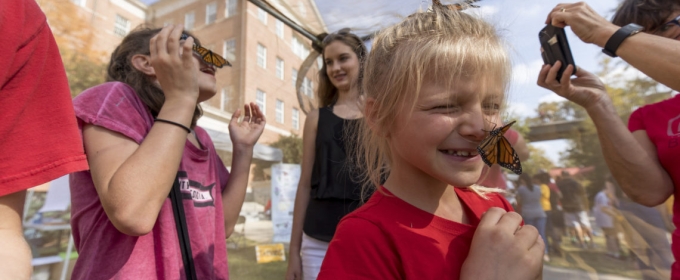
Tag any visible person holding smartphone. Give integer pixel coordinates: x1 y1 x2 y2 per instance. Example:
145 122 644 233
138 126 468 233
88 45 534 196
537 1 680 277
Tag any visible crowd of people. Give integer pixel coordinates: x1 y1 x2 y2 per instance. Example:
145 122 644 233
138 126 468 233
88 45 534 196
2 0 680 279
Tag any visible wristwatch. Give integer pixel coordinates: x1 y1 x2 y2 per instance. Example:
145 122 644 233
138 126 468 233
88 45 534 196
602 23 643 57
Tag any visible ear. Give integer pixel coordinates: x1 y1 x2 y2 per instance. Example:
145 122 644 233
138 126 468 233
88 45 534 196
130 54 156 76
364 97 390 138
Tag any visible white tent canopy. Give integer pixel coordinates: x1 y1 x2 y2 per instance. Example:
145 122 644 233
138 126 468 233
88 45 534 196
198 116 283 162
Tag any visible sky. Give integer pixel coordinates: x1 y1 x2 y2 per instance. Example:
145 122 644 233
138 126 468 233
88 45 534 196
142 0 624 164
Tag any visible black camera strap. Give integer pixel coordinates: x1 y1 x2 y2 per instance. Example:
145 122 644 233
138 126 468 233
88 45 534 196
170 174 198 280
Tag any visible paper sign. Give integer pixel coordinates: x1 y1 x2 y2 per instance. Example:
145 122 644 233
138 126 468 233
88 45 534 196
255 243 286 263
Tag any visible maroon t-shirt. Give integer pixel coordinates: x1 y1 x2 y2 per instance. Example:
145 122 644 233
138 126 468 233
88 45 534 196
628 94 680 279
318 186 514 279
70 82 230 279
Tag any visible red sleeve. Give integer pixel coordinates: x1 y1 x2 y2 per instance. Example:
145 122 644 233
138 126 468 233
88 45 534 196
628 107 646 132
318 217 402 280
0 0 87 195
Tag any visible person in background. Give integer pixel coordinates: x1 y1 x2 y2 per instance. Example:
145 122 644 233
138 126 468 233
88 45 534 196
557 170 593 248
517 173 550 262
1 0 89 278
593 177 622 258
538 1 680 276
286 28 367 280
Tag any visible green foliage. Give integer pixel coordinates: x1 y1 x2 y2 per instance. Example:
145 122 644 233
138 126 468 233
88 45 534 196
522 145 555 176
252 133 303 180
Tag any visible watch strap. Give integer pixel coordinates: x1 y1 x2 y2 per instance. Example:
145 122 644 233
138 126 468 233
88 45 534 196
602 23 643 57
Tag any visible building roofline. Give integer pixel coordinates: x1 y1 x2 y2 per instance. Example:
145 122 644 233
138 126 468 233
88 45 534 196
307 0 327 32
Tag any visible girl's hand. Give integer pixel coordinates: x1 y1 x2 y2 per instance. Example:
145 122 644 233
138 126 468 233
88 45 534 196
537 61 612 113
229 103 266 150
285 254 302 280
149 24 199 105
546 2 619 47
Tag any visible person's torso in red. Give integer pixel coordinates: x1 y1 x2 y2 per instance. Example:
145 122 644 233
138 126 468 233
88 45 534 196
628 94 680 279
318 186 514 280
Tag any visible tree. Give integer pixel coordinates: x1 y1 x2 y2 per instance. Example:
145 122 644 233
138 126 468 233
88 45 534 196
522 145 555 177
37 0 107 97
252 133 303 180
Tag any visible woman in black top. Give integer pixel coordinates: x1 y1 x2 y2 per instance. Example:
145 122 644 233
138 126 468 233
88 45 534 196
286 29 367 280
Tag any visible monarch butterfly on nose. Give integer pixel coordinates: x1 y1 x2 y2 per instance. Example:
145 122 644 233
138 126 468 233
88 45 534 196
477 121 523 175
180 33 231 68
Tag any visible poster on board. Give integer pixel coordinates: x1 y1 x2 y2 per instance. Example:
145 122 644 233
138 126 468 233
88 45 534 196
271 163 300 243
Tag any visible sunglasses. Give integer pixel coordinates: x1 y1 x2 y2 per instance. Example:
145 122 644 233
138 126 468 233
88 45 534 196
179 34 231 68
655 14 680 36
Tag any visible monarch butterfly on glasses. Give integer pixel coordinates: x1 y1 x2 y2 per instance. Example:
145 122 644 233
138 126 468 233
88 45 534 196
476 121 522 175
432 0 481 10
179 33 231 68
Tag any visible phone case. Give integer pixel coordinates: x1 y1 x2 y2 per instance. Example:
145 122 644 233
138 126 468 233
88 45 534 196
539 25 577 81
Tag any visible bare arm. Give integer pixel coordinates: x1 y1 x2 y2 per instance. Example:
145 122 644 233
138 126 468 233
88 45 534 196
538 62 674 207
547 2 680 92
0 191 31 280
286 109 318 280
222 104 265 237
85 25 202 236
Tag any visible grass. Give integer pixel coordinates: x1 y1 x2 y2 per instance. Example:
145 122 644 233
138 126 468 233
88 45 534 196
227 233 288 279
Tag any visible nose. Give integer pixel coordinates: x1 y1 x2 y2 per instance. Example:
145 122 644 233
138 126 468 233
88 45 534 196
329 60 342 73
457 106 489 143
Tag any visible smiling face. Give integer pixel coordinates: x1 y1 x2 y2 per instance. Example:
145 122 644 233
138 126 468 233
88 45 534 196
385 75 504 188
324 41 361 92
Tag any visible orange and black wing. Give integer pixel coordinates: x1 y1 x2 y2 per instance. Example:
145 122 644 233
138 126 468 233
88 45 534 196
193 45 231 68
476 121 522 174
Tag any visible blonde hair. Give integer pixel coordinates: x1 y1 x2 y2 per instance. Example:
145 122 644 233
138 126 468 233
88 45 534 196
354 7 511 199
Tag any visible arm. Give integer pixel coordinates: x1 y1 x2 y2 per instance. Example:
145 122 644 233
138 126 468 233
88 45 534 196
222 104 265 237
0 191 31 280
85 25 202 236
286 109 319 280
537 62 674 207
547 2 680 92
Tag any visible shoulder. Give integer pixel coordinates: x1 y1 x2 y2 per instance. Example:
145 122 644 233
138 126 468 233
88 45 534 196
1 0 46 46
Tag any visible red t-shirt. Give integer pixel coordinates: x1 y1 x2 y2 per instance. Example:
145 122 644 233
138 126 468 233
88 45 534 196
318 186 514 279
0 0 88 194
628 94 680 279
478 128 519 189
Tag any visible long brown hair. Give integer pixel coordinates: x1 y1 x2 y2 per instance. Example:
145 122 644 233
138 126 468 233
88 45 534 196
107 27 202 127
612 0 680 32
317 28 367 107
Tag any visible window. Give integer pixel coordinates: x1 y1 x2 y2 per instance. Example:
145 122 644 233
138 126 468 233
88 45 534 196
223 38 236 61
292 68 298 87
113 14 131 37
292 108 299 130
276 58 284 80
276 99 284 123
276 19 284 38
256 90 266 112
317 56 323 70
303 77 313 97
292 37 310 60
257 44 267 68
185 11 195 30
206 2 217 24
225 0 237 17
257 7 267 24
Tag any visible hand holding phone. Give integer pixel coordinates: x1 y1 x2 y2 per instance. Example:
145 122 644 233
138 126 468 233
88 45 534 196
539 25 576 81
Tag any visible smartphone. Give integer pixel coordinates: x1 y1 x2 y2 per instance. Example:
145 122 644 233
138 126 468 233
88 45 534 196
539 25 577 81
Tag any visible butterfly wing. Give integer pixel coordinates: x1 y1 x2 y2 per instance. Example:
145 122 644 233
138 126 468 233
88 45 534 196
496 136 522 174
206 51 231 68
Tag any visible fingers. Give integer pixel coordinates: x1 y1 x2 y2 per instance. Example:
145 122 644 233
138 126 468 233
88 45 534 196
180 36 195 65
536 64 551 88
494 211 524 233
154 24 175 58
251 102 266 124
230 108 242 126
167 24 184 59
514 224 541 250
559 64 575 85
243 104 252 122
478 207 507 228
